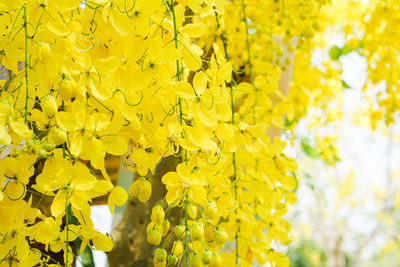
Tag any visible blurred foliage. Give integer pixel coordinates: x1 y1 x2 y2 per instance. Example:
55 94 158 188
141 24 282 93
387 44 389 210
289 240 327 267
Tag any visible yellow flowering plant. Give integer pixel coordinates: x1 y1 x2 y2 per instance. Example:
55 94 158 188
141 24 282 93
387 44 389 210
0 0 398 266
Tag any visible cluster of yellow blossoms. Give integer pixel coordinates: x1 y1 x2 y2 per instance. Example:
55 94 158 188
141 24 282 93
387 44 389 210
362 0 400 128
0 0 339 266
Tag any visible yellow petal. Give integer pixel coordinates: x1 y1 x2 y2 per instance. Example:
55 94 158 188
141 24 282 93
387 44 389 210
161 172 181 185
9 120 32 139
181 45 202 71
3 180 26 200
89 180 114 198
187 125 217 152
69 132 83 157
154 65 172 87
56 111 76 131
102 135 128 155
95 56 120 73
92 233 113 252
196 104 218 127
182 22 206 38
56 0 81 10
69 191 90 211
51 190 66 217
281 175 296 191
47 20 70 36
174 81 195 99
81 138 106 171
30 109 48 128
89 78 113 101
108 186 128 214
174 4 185 29
176 163 191 179
275 254 289 267
72 164 97 191
110 7 131 36
193 71 207 96
217 62 232 82
0 125 11 145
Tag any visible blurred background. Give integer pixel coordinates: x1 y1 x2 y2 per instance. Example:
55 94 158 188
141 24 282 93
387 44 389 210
286 38 400 266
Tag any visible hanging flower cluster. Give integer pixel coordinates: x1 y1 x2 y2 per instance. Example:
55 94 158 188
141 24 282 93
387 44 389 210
0 0 329 266
361 0 400 128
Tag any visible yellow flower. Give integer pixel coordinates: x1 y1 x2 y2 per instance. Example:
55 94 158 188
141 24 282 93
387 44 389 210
34 150 97 217
162 163 207 205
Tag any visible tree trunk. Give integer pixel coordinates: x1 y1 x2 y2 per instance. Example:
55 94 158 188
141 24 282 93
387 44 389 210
107 156 179 267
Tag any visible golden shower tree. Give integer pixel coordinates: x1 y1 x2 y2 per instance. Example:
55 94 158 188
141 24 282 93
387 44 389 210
0 0 397 266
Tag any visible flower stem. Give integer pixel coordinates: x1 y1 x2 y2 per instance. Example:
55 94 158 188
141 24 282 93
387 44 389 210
23 6 28 122
214 8 239 265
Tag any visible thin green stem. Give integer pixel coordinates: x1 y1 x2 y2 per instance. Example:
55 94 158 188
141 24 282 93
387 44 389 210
241 0 257 125
65 190 69 266
184 197 189 264
161 230 175 249
241 0 252 80
87 92 114 113
169 2 190 264
23 6 28 122
170 0 180 81
169 0 186 163
214 9 239 265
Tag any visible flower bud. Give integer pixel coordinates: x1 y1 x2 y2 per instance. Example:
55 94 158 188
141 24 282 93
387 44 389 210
153 261 166 267
26 139 41 154
38 149 47 158
151 205 165 224
167 255 178 265
128 177 152 203
147 229 162 246
43 142 54 152
189 253 203 267
204 224 216 247
274 155 286 171
154 248 167 262
187 203 198 219
209 254 222 267
213 229 228 246
174 225 186 239
147 221 163 233
204 201 218 221
172 240 184 256
162 219 170 237
41 96 58 118
190 222 204 241
50 128 67 146
201 251 212 265
304 27 315 38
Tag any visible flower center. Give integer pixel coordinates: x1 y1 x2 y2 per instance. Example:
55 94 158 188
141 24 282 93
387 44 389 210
181 179 190 188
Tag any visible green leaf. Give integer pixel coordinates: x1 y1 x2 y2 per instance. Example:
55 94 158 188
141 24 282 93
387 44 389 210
284 116 293 127
341 44 353 55
328 45 341 61
341 80 351 89
301 138 320 159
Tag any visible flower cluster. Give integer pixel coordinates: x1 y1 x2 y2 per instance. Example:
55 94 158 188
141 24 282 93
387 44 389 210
0 0 331 266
